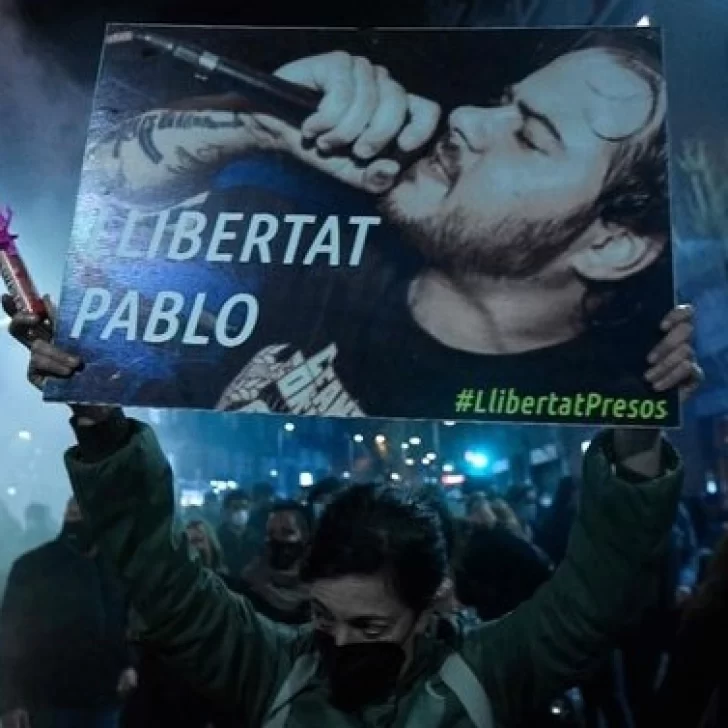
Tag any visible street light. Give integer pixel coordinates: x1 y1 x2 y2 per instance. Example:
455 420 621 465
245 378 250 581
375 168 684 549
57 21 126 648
375 434 386 444
409 436 421 446
426 452 437 460
443 463 455 473
401 442 409 450
284 422 296 432
421 457 430 466
269 469 278 478
391 473 401 482
405 458 415 466
353 434 364 443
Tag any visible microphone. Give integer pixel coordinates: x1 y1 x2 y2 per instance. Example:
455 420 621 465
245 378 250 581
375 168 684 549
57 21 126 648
105 30 322 128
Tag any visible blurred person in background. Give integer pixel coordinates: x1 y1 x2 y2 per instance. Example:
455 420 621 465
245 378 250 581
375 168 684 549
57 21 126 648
246 481 278 551
505 484 540 543
538 477 580 566
0 501 24 601
20 502 56 554
0 497 134 728
200 491 222 530
650 531 728 728
216 489 256 577
621 498 700 725
240 500 313 625
307 477 343 522
465 493 498 528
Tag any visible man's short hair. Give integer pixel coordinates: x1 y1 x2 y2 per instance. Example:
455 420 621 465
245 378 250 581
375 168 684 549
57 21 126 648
222 489 250 510
301 484 448 613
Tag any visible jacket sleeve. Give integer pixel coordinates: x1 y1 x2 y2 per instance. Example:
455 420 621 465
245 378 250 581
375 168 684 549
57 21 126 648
461 430 683 727
0 559 29 714
64 416 299 723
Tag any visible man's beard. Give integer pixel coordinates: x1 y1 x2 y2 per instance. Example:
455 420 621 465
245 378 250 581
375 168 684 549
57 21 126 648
379 180 593 280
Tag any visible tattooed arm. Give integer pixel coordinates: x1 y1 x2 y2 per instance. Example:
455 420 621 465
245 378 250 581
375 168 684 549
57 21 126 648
86 108 283 208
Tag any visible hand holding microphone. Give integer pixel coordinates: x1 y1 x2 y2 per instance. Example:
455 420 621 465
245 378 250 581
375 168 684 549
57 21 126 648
106 32 442 195
264 52 442 194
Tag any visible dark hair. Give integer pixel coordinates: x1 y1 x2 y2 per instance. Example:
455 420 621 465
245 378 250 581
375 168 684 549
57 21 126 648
185 518 224 571
301 484 448 613
573 32 671 339
223 489 250 510
270 499 313 537
252 481 276 501
308 477 343 503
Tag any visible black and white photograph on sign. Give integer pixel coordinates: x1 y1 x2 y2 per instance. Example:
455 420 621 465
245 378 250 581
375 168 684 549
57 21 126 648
46 25 678 426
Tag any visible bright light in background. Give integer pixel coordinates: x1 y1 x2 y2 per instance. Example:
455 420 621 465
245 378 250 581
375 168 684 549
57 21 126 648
7 487 17 496
540 494 554 508
342 471 351 480
426 452 437 460
299 472 314 487
706 478 718 495
421 457 430 466
181 489 204 508
390 473 401 482
464 451 489 469
581 440 591 454
18 430 32 441
409 436 421 446
401 442 409 450
636 15 651 26
284 422 296 432
375 434 386 444
443 421 456 427
405 458 415 466
269 469 278 478
353 434 364 443
443 463 455 473
442 474 465 486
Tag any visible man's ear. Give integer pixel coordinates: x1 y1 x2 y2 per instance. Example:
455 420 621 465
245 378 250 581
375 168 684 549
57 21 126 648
570 220 665 282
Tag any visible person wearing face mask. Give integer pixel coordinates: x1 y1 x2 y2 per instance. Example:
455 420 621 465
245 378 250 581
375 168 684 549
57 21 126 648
4 295 703 728
216 490 256 577
0 498 135 728
240 501 312 625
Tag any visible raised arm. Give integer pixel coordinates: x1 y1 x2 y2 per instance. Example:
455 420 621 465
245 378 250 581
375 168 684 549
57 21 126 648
1 297 303 724
460 305 702 727
87 51 441 207
63 410 297 720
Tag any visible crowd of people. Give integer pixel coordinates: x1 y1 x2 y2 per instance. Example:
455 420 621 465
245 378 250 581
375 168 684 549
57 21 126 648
0 305 726 728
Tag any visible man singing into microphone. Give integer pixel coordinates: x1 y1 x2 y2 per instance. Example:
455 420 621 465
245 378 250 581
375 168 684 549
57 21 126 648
86 30 671 418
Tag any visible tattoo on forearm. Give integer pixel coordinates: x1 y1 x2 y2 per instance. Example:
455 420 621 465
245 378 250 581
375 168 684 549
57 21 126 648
167 144 229 177
110 110 247 165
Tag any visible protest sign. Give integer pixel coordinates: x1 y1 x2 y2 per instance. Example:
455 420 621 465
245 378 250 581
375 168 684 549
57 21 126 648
46 25 678 425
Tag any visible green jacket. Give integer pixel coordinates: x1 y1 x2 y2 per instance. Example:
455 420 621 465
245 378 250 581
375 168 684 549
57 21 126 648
65 418 682 728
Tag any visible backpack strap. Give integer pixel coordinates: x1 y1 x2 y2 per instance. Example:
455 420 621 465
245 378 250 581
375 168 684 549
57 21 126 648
261 653 320 728
438 653 494 728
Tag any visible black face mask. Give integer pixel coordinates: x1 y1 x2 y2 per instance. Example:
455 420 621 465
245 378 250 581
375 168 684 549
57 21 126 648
61 522 93 553
267 540 305 571
314 630 407 712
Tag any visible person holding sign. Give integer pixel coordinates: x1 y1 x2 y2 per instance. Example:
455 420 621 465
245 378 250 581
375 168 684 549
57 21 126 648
74 30 674 424
3 293 702 728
